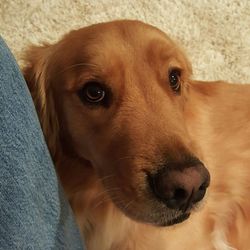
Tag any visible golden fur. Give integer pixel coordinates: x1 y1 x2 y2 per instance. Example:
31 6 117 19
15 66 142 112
23 20 250 250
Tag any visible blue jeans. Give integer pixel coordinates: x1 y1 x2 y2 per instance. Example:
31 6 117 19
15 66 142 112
0 37 84 249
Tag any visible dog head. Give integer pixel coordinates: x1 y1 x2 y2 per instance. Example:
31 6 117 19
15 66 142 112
24 20 210 226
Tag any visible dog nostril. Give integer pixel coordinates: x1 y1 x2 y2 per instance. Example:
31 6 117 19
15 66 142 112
174 188 188 201
165 187 189 209
199 183 206 191
192 182 208 204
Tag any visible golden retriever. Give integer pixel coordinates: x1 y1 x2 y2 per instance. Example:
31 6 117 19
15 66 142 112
23 20 250 250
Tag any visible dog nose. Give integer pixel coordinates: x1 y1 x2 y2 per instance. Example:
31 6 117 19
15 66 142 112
148 163 210 211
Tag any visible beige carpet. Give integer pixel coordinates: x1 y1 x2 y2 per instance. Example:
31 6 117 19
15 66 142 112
1 0 249 83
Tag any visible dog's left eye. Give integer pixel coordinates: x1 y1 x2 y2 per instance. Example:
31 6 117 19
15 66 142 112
169 68 181 93
78 81 106 105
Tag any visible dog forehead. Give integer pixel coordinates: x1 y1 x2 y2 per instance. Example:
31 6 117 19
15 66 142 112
80 20 170 44
62 20 174 63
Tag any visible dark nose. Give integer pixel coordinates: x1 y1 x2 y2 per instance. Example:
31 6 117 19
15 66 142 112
148 163 210 211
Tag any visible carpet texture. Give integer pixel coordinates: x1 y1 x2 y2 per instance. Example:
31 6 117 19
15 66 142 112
1 0 249 83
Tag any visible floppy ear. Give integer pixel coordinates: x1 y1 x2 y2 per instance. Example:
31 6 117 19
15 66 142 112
23 44 60 160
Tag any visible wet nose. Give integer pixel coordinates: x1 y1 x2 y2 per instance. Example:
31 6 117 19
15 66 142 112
148 163 210 211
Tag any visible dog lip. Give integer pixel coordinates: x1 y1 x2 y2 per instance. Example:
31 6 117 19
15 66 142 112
157 213 190 227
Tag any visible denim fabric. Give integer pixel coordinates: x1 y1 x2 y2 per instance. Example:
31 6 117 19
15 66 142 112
0 37 84 250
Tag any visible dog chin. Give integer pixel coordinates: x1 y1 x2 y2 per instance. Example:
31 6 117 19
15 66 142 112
130 212 191 227
155 213 191 227
118 203 191 227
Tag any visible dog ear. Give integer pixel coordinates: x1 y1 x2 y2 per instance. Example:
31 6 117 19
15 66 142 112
23 44 60 160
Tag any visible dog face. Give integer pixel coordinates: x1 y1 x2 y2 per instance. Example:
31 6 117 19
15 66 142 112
24 20 210 226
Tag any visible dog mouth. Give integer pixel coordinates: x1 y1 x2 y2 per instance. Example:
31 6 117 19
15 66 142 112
157 213 191 227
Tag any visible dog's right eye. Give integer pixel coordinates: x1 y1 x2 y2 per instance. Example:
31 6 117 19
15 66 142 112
168 68 181 93
78 81 110 107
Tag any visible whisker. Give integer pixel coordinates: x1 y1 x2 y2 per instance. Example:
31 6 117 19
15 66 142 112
94 187 120 199
94 193 122 209
95 174 116 185
123 200 133 211
93 196 111 209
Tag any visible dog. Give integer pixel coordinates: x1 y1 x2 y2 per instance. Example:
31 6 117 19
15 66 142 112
23 20 250 250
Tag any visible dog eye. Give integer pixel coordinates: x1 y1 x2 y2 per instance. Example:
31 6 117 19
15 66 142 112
169 69 181 93
78 81 106 104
